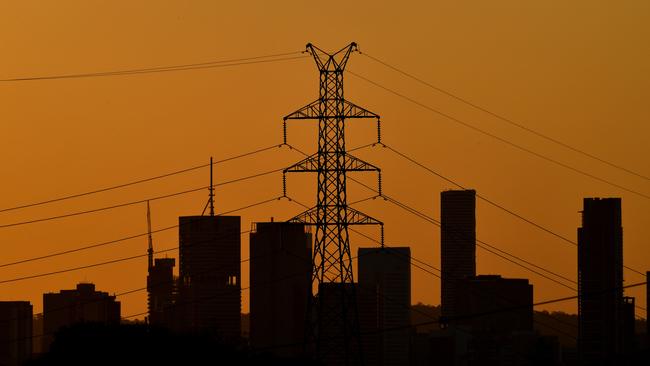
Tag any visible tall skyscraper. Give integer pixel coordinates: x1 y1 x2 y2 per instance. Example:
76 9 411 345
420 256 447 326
440 189 476 324
249 221 312 357
177 215 241 339
0 301 32 366
358 247 411 366
42 283 120 352
578 197 624 364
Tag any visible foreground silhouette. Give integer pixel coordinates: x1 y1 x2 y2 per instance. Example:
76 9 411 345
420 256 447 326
27 323 316 366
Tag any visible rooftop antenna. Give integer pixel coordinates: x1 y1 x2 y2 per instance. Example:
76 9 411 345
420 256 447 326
202 157 216 216
147 200 153 271
209 157 215 216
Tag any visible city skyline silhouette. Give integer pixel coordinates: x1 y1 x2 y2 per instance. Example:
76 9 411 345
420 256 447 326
0 2 648 364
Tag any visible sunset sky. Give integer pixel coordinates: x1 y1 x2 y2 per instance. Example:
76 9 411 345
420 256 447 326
0 1 648 320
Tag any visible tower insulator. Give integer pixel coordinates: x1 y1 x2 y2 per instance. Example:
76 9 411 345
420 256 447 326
378 171 383 197
282 173 287 197
283 119 288 145
377 118 382 144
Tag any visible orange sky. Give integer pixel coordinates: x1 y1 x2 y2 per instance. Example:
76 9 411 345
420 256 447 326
0 1 648 319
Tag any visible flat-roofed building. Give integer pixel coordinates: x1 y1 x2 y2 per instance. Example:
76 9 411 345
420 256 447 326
42 283 120 352
358 247 411 366
455 275 533 333
0 301 32 366
177 215 241 339
440 189 476 325
249 221 312 357
147 257 176 328
578 197 626 364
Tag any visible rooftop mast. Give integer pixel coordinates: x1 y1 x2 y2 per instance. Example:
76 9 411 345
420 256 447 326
209 157 215 216
147 200 153 271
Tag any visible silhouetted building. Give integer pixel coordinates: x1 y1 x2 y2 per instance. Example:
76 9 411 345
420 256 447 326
451 275 535 365
147 257 176 327
249 222 312 357
358 289 380 366
455 275 533 334
648 271 650 349
0 301 32 366
578 197 625 364
622 296 637 355
440 189 476 325
318 282 361 366
467 332 561 366
29 322 311 366
177 215 241 339
32 313 42 355
42 283 120 352
410 331 455 366
358 247 411 366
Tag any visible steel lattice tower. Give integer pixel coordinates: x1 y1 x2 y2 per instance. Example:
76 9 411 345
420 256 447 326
283 43 383 365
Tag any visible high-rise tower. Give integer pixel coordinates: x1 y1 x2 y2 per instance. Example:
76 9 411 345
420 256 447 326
578 197 624 364
440 189 476 325
283 43 383 365
249 222 312 357
176 157 241 339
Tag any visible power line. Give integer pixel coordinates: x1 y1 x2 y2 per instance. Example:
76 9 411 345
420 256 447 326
0 167 284 230
290 147 578 289
0 196 282 285
347 176 577 291
121 247 372 322
0 52 307 82
385 195 577 291
356 236 579 335
0 144 282 214
8 217 642 349
246 227 646 354
347 70 650 201
359 52 650 183
159 279 650 354
0 189 289 269
381 142 647 278
287 110 647 282
346 227 580 331
6 223 272 328
0 144 307 268
348 179 647 318
3 230 271 345
0 228 160 269
293 196 581 335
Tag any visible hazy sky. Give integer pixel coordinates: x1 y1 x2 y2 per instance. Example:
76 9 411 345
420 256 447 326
0 1 648 319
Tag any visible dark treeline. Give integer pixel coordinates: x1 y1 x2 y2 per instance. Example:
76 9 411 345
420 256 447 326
26 322 316 366
410 303 648 349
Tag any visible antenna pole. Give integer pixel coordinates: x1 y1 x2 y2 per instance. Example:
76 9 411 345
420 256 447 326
209 157 215 216
147 200 153 271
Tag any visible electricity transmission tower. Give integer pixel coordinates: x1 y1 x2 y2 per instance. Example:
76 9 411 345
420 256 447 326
283 43 383 365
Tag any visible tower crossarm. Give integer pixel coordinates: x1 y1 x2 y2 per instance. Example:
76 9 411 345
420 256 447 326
345 206 383 226
287 205 382 227
284 152 380 173
306 42 357 72
284 99 380 121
